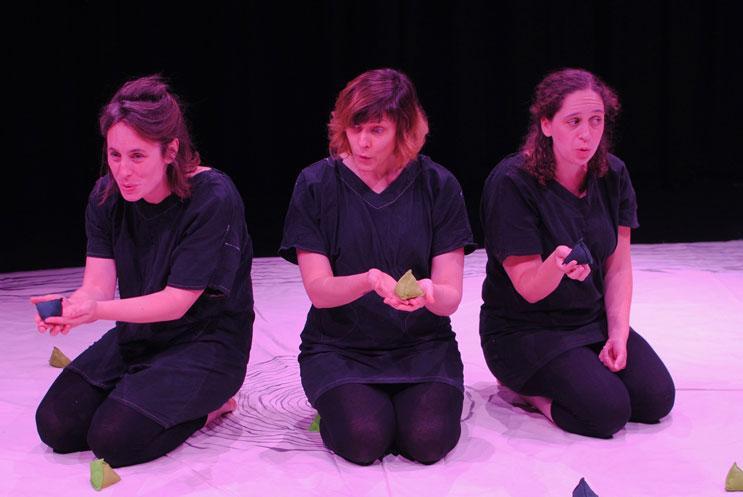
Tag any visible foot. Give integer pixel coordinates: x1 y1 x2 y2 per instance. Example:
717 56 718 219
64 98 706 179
517 393 554 423
206 397 237 425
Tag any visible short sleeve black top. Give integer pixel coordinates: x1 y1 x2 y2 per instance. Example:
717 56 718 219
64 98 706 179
84 169 254 359
479 153 638 390
280 155 476 404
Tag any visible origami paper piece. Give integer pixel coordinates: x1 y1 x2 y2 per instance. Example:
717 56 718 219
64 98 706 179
90 459 121 491
726 462 743 491
572 477 599 497
308 414 321 432
394 270 424 300
565 239 594 266
36 298 63 321
49 346 71 368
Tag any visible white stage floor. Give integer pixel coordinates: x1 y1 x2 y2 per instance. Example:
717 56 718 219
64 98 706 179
1 241 742 496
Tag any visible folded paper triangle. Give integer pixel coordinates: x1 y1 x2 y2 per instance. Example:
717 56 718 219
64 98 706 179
565 239 594 266
36 298 63 320
308 414 321 432
572 477 599 497
394 270 424 300
49 346 71 368
726 462 743 491
90 459 121 491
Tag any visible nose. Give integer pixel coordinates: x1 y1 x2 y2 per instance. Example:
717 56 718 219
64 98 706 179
578 123 591 142
358 130 371 148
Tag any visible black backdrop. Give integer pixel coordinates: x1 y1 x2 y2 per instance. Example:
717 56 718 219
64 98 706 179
4 1 742 273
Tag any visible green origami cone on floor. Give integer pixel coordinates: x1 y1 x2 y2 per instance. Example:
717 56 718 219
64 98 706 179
90 459 121 491
49 346 71 368
394 270 424 300
308 414 321 432
726 462 743 491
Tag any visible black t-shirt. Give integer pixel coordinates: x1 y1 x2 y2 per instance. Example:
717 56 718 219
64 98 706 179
479 153 638 389
280 155 475 404
85 169 254 358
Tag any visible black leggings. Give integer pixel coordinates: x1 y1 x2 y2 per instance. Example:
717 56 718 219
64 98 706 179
315 382 463 466
35 370 206 467
520 331 675 439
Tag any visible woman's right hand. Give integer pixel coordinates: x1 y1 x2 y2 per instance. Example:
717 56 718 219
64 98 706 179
553 245 591 281
30 294 71 336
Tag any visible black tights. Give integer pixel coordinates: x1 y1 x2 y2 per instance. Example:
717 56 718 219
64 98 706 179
520 331 675 439
315 382 463 466
36 370 206 467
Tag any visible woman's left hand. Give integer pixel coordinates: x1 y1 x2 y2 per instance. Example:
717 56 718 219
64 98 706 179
44 297 98 332
383 278 435 312
599 336 628 372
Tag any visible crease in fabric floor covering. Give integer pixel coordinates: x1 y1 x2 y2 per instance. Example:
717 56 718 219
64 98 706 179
1 241 741 497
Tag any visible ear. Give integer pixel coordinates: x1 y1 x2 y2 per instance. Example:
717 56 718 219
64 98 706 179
540 117 552 137
165 138 179 163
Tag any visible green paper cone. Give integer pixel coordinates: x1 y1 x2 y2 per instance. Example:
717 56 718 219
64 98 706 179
90 458 121 491
309 414 321 432
394 270 424 300
726 462 743 491
49 347 71 368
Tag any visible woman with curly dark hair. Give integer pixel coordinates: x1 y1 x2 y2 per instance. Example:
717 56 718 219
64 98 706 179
479 68 675 439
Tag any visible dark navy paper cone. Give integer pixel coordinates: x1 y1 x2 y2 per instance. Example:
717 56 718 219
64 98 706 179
565 240 594 266
572 477 599 497
35 298 63 320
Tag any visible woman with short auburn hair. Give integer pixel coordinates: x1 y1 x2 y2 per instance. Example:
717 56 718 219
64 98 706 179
280 68 475 465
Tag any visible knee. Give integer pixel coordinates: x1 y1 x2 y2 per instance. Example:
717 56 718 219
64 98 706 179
322 418 392 466
397 419 461 464
86 424 138 468
561 392 631 439
36 401 84 453
631 377 676 423
586 394 631 438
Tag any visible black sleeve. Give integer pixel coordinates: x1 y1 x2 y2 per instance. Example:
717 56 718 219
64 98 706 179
278 169 329 264
167 183 245 297
431 171 476 257
481 166 543 263
85 178 115 259
617 161 640 229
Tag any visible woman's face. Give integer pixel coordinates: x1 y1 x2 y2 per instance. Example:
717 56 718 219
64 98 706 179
106 122 176 203
541 89 605 170
345 116 398 172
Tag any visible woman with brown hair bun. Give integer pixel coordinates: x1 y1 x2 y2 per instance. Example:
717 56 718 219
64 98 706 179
280 68 475 465
33 75 254 467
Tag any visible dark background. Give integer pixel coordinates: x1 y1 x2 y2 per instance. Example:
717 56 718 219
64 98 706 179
3 1 742 273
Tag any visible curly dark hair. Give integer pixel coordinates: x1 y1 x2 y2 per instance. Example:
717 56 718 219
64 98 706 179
521 68 620 186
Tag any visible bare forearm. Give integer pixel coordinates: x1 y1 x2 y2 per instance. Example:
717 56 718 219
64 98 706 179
425 282 462 316
515 252 565 303
94 287 202 323
604 267 632 340
304 272 372 308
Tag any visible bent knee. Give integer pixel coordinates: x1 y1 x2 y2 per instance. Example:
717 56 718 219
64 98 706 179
36 403 87 453
322 421 392 465
631 382 676 423
397 421 461 464
559 394 631 439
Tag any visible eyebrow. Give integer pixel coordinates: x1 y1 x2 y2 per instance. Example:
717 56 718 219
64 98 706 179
108 147 147 153
564 109 604 118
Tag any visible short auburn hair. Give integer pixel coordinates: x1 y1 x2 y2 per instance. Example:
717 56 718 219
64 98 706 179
98 74 201 201
328 68 429 167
